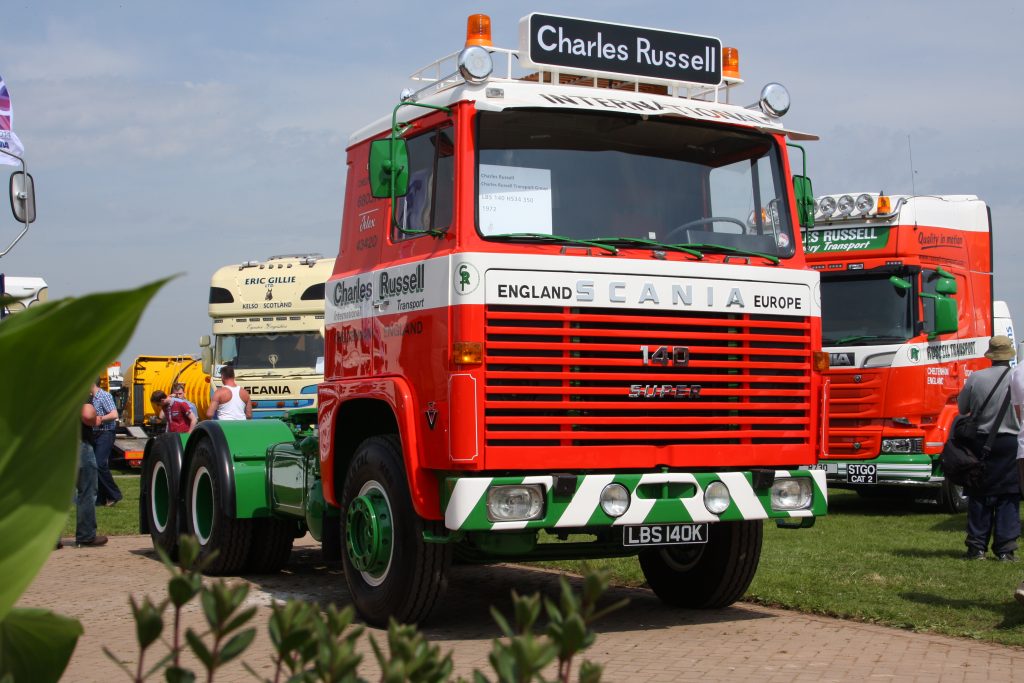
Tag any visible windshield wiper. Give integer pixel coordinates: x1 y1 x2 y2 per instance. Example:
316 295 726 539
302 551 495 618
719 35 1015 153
670 242 780 265
488 233 618 254
823 334 908 346
586 237 703 259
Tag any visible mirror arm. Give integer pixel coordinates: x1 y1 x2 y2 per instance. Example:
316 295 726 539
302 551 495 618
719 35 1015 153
0 149 30 258
388 101 451 238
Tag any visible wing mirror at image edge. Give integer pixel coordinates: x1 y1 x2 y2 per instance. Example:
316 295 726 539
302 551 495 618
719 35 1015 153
9 171 35 224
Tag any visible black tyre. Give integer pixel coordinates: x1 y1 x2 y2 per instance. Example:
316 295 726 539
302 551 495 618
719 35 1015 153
140 435 182 558
937 478 968 513
340 435 451 627
639 520 763 608
183 439 252 575
245 518 295 574
321 512 342 562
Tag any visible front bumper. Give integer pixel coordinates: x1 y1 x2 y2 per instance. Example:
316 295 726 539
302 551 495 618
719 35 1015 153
814 453 937 486
442 470 828 531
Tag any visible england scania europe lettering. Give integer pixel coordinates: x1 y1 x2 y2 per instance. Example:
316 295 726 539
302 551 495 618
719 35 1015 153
496 280 804 312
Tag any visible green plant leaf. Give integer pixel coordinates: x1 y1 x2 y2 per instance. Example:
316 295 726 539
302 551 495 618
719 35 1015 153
184 628 213 670
219 628 256 666
0 280 166 620
165 665 197 683
0 607 83 683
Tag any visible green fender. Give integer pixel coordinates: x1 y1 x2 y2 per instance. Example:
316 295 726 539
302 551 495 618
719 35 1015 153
184 419 296 519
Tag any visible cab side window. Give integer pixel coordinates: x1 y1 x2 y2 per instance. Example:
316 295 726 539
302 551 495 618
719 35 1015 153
395 126 454 240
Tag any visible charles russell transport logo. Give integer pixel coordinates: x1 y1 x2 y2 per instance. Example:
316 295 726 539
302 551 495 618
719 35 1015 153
454 262 480 295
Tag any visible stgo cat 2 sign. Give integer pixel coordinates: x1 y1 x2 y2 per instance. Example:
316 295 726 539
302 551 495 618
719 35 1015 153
518 14 722 87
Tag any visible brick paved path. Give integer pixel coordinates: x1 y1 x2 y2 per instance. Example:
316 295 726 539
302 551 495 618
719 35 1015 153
17 535 1024 682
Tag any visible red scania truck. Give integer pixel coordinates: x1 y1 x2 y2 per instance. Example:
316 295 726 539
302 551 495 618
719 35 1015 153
805 192 1008 511
141 13 828 626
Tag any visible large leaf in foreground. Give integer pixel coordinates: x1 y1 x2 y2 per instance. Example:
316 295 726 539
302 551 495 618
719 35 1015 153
0 608 83 682
0 280 164 620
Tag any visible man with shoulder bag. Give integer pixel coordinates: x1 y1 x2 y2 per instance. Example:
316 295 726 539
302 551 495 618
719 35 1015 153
957 336 1020 561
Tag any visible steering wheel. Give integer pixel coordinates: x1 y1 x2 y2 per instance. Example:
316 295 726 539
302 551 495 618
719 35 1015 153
664 216 747 243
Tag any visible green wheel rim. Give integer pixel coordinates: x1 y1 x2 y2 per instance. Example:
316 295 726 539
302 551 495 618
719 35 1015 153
346 483 394 583
151 461 170 532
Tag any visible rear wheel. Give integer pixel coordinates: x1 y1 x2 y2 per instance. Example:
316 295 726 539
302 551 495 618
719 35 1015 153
340 435 451 627
141 435 180 558
184 439 251 574
245 519 295 573
937 478 968 513
640 520 763 608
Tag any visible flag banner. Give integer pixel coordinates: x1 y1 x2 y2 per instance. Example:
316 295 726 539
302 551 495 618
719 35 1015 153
0 73 25 166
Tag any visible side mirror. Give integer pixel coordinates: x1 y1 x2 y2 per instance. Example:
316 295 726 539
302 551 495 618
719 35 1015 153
200 347 213 374
792 175 814 228
198 335 211 348
932 296 958 336
935 276 957 295
9 172 36 224
368 138 409 199
889 276 912 291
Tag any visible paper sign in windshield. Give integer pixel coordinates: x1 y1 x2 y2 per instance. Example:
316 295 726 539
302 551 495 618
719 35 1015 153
479 164 553 236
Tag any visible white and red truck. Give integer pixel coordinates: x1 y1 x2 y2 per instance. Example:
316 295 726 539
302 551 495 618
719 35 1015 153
805 192 1012 511
141 13 829 625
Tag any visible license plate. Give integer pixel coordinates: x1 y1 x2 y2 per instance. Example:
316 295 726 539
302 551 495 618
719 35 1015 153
847 463 877 484
622 523 709 547
801 463 837 474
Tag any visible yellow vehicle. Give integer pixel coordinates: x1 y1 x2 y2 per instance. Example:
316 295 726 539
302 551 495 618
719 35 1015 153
200 254 332 418
105 355 211 467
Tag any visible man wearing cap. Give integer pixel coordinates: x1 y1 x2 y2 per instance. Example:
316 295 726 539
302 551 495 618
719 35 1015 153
958 335 1020 561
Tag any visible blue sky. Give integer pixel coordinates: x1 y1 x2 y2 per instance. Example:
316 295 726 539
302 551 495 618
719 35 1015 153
2 1 1023 362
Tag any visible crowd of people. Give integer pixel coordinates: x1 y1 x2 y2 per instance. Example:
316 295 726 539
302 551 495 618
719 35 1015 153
63 365 252 549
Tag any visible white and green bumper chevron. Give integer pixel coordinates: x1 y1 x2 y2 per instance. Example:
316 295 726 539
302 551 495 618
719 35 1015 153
442 470 828 531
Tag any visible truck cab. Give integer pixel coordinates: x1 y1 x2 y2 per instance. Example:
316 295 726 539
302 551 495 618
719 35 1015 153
142 13 829 627
805 193 1000 510
201 254 332 417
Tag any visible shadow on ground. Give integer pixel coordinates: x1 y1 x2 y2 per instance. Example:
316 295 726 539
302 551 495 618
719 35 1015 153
132 542 771 640
901 591 1024 631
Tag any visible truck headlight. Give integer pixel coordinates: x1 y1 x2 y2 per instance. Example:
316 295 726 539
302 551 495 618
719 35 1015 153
486 485 544 522
881 437 923 454
600 483 630 517
770 478 812 511
704 481 731 514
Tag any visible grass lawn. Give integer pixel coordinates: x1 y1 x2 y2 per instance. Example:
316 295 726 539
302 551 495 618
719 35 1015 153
61 472 141 538
540 489 1024 647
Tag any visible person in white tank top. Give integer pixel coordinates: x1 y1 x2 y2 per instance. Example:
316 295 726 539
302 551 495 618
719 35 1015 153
207 366 252 420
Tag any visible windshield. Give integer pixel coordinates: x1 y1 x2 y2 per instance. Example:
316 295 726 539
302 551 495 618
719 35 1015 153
475 110 795 257
821 274 914 345
216 332 325 371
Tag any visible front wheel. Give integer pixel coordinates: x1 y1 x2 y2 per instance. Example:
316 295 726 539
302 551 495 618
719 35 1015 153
183 439 252 575
937 478 968 513
640 520 763 608
340 435 451 627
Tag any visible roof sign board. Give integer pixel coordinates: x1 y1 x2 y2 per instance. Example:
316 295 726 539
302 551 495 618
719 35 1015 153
518 14 722 87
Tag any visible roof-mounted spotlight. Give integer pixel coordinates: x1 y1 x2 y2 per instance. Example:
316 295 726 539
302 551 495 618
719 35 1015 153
758 82 790 117
458 45 493 85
